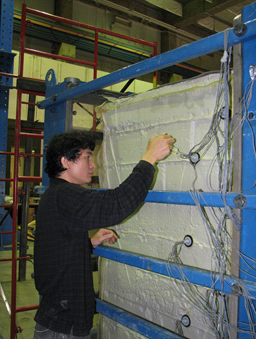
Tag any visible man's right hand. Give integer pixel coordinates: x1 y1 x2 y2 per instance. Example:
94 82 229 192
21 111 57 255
141 133 175 165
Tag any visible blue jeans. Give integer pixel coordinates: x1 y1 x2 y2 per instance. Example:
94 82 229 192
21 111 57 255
33 323 91 339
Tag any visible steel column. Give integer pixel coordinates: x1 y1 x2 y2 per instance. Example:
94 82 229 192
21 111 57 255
0 1 17 338
42 70 70 188
0 0 15 248
237 3 256 338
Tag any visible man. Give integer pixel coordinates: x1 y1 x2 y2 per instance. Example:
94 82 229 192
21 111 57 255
33 130 174 339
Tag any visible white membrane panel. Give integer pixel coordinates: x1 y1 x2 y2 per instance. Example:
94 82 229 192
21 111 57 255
98 72 230 338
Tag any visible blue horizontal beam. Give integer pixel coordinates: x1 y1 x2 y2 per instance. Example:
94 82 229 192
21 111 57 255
145 191 256 209
95 189 256 209
93 246 256 297
34 187 256 209
38 18 256 109
96 299 183 339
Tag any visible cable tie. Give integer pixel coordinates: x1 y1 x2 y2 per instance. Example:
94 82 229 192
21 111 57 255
249 65 256 80
220 51 229 63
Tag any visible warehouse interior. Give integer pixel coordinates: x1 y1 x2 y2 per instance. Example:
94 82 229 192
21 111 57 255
1 0 256 338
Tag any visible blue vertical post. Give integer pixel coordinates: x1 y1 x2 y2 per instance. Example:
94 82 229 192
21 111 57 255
238 2 256 338
41 70 70 188
0 0 16 247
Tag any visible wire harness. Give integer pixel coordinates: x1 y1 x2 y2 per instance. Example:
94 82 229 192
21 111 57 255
166 29 256 338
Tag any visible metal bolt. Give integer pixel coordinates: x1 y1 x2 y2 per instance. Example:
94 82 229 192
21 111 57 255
231 283 243 297
233 194 247 209
233 23 247 37
248 112 254 120
52 94 57 101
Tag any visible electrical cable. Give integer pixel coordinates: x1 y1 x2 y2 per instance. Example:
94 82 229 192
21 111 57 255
165 28 256 338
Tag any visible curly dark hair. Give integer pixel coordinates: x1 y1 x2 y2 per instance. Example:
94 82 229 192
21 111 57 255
45 130 96 178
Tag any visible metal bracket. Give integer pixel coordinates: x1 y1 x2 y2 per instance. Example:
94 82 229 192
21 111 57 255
45 69 58 88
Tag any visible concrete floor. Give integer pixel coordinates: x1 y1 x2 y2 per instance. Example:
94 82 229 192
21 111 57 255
0 241 98 339
0 241 38 339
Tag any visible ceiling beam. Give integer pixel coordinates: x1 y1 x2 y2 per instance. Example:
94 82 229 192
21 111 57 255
80 0 202 40
144 0 182 16
172 0 245 28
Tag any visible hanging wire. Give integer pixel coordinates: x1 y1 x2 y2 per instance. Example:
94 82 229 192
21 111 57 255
165 28 256 338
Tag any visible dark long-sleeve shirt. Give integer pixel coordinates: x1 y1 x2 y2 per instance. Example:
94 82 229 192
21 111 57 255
34 160 155 336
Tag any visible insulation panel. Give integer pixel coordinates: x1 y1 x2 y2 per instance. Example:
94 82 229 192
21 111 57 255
98 72 230 338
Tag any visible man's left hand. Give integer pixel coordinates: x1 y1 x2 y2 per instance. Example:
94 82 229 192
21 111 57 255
90 229 118 248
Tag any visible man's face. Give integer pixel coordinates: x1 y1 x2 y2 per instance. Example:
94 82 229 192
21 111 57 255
62 148 96 185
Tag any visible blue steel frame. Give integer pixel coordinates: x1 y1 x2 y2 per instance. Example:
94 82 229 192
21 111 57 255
93 246 256 297
96 299 182 339
42 69 68 188
41 2 256 338
0 0 15 247
238 4 256 337
38 16 256 110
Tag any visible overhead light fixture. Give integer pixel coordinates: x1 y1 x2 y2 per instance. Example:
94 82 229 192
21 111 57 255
114 16 132 27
